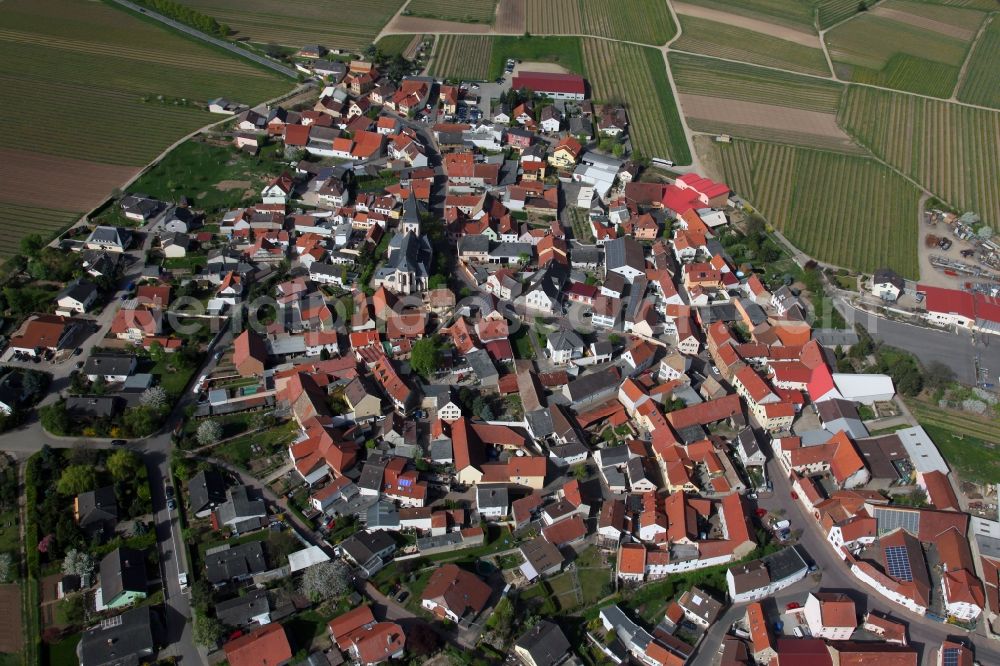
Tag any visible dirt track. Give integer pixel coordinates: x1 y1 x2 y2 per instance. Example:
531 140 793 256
0 147 137 211
672 2 821 47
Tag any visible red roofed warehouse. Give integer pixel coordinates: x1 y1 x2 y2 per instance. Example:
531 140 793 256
511 71 586 100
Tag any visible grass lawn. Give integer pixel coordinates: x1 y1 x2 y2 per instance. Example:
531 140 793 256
284 610 329 652
0 653 21 666
125 139 289 213
0 508 19 562
906 399 1000 485
150 357 199 399
162 255 208 272
510 327 534 360
487 36 584 80
43 632 80 666
213 421 299 468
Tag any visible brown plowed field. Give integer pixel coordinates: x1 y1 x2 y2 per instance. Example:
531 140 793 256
0 583 22 653
495 0 526 33
0 147 136 211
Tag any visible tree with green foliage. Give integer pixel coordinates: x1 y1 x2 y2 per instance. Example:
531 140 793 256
124 406 159 438
20 234 45 258
57 465 97 496
107 449 142 482
193 611 223 647
410 335 444 380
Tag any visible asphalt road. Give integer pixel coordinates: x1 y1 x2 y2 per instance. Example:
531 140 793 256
835 299 1000 387
108 0 298 79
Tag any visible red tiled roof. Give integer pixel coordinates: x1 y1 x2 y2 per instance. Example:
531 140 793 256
224 624 292 666
512 71 586 96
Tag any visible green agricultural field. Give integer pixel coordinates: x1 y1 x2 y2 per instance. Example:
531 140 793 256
956 15 1000 109
824 1 984 97
673 15 830 75
405 0 497 24
0 0 289 165
176 0 405 49
430 35 585 82
0 206 79 259
526 0 676 45
487 36 585 79
709 139 921 276
583 40 691 164
669 53 843 113
429 35 494 80
376 34 424 58
840 86 1000 229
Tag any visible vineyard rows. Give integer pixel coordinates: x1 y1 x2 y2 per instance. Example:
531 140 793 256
582 40 691 164
0 205 79 258
825 11 974 97
956 15 1000 109
177 0 404 48
711 140 921 276
526 0 676 44
669 53 844 113
406 0 497 24
429 35 493 81
840 86 1000 228
673 16 830 76
817 0 862 29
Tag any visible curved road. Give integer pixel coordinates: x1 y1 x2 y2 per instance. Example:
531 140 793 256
108 0 298 79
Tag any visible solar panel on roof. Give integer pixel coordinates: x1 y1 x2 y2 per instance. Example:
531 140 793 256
942 648 960 666
885 545 913 581
874 507 921 536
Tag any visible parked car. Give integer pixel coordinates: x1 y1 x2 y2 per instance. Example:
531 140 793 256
790 491 799 500
111 439 127 447
786 602 801 611
396 590 409 603
166 498 177 510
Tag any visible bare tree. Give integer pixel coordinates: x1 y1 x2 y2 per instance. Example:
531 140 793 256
298 560 352 602
196 420 223 447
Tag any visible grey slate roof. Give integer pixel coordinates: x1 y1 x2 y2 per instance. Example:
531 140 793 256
99 546 147 604
515 620 571 666
205 541 268 584
82 354 135 378
58 279 98 304
466 348 498 384
548 328 583 352
80 606 156 666
77 486 118 528
476 485 509 510
188 468 227 514
605 236 644 273
215 589 270 627
216 485 266 530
